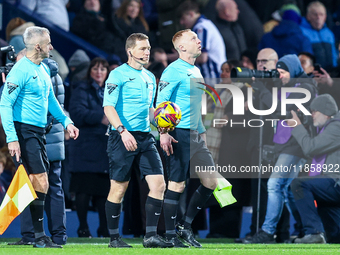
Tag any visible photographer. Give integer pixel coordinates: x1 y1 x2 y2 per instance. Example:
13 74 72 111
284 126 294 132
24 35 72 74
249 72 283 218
241 48 292 243
288 94 340 244
249 54 317 243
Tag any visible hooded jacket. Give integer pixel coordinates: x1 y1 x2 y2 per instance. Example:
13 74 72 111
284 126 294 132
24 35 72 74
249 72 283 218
258 20 313 58
275 55 318 157
43 58 65 162
300 17 337 70
253 54 318 158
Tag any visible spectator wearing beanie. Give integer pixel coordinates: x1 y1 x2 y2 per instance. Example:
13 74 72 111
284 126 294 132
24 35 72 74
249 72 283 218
68 49 91 85
65 50 91 110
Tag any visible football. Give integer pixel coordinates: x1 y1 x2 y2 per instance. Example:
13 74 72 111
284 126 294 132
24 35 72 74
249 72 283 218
154 101 182 129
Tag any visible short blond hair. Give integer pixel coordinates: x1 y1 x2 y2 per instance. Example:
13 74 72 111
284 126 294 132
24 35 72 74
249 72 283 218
172 29 191 50
125 33 149 50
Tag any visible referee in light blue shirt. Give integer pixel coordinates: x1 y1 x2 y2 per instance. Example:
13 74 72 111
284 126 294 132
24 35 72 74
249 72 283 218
103 33 174 249
0 26 79 248
157 29 218 248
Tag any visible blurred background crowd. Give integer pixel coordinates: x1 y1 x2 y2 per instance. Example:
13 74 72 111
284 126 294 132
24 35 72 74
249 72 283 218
1 0 340 242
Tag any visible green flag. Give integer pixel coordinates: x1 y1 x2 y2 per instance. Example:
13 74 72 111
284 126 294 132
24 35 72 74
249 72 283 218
213 177 237 208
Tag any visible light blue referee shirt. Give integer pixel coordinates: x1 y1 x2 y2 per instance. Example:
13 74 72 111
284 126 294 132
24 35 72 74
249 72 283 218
0 56 73 143
103 63 156 132
156 58 206 134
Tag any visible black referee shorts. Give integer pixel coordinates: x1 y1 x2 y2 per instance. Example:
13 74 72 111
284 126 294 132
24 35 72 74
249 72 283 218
14 122 49 175
107 131 164 182
165 128 214 182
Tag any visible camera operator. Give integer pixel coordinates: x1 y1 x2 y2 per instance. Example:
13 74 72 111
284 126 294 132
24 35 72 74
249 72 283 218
0 45 16 87
248 54 318 243
287 94 340 244
239 48 293 243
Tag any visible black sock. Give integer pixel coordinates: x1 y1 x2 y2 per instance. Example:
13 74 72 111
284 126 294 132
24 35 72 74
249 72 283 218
30 191 46 238
96 196 108 235
76 193 90 230
181 185 214 228
145 196 163 238
105 200 121 241
163 190 181 238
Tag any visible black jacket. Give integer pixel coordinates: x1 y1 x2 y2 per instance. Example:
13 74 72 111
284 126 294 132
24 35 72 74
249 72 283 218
71 8 116 53
68 79 109 173
110 15 148 62
214 17 247 60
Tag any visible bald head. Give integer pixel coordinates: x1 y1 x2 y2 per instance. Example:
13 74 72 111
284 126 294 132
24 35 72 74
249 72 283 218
216 0 239 22
216 0 230 10
257 48 278 70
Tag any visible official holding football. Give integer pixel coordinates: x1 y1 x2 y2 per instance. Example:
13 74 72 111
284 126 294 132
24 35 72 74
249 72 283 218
156 29 218 248
103 33 174 248
0 26 79 248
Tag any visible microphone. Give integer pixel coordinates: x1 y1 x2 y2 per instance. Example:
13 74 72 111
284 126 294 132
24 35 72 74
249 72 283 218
129 51 145 61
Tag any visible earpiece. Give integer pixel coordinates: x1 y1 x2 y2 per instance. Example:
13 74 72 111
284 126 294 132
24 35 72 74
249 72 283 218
129 51 144 61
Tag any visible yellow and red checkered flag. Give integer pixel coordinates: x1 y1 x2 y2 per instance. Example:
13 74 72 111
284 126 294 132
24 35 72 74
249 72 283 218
0 165 37 234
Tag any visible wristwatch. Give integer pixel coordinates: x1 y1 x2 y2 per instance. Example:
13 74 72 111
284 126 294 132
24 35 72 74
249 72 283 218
117 125 126 134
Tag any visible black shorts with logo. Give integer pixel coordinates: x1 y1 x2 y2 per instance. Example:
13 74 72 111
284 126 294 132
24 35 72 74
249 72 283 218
165 128 214 182
14 122 49 174
107 131 164 182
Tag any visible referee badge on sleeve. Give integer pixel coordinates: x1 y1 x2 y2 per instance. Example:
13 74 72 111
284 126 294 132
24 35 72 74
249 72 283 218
7 82 18 94
159 81 169 92
107 83 118 95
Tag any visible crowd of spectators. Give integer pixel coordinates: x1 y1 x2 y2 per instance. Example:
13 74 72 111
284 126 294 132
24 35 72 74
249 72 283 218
1 0 340 243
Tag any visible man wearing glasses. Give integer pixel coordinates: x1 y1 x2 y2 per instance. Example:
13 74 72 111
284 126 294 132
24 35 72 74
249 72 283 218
242 48 294 243
256 48 278 71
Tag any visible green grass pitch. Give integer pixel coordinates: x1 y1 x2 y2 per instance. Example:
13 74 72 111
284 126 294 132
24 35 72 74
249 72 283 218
1 238 340 255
